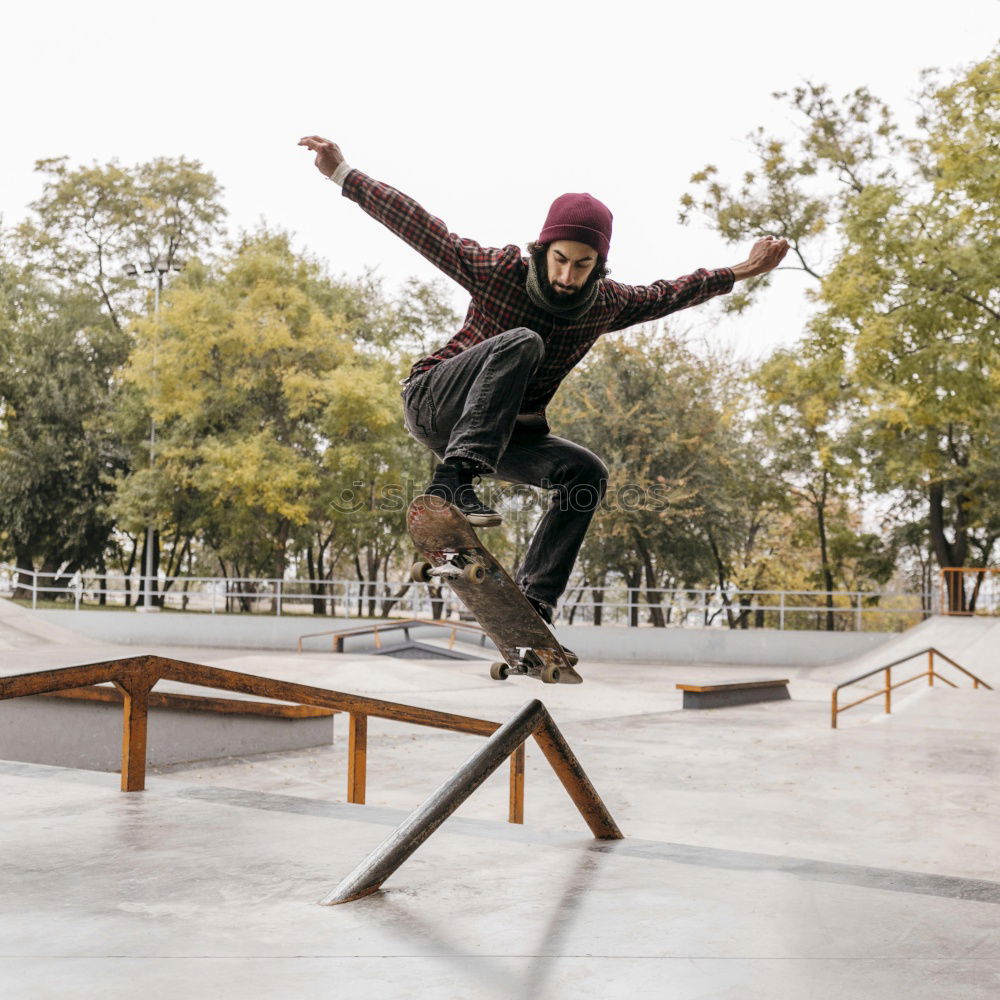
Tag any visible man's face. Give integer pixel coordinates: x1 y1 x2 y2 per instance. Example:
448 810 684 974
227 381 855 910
545 240 598 296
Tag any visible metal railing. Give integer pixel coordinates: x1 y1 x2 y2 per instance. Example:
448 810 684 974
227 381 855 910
560 586 932 630
940 567 1000 616
0 564 931 631
0 655 518 819
298 618 490 654
1 566 338 616
323 698 623 904
0 656 621 902
831 647 993 728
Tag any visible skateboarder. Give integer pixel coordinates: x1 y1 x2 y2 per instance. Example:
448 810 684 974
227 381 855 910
299 136 789 627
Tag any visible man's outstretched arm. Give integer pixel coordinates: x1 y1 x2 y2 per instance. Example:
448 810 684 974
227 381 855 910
298 135 507 293
604 235 791 330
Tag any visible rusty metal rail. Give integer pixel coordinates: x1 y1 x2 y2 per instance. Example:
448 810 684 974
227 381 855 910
0 655 523 817
940 566 996 616
1 656 622 903
831 647 992 728
297 618 489 653
323 698 623 904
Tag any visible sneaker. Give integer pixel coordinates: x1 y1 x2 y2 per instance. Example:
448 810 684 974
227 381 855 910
425 461 502 527
525 594 579 667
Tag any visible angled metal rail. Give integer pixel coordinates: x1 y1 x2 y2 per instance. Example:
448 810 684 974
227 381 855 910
0 657 621 903
0 655 517 817
831 646 992 728
297 618 490 653
323 698 623 905
0 655 622 882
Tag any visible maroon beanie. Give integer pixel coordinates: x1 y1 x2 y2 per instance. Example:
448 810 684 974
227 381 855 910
538 192 613 258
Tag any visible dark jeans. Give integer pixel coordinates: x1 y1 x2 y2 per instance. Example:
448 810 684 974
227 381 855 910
402 327 608 609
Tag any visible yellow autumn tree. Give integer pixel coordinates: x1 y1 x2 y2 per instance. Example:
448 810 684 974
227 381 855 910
117 229 400 589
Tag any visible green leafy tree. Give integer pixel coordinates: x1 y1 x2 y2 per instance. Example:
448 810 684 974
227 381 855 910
16 156 225 332
753 344 861 627
296 274 459 616
0 249 128 594
117 229 402 605
689 415 789 629
552 329 755 626
9 155 227 603
681 47 1000 611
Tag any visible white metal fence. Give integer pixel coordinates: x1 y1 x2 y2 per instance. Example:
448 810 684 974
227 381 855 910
0 565 934 631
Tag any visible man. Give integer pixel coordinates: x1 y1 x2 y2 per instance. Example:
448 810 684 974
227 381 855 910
298 135 788 629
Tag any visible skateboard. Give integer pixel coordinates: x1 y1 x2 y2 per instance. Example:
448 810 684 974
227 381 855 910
407 494 582 684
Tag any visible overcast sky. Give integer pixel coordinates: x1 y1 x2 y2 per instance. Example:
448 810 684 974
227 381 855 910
3 0 998 361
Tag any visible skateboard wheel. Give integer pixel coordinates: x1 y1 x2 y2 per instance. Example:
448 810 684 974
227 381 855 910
541 664 561 684
463 562 486 584
490 661 509 681
410 560 432 583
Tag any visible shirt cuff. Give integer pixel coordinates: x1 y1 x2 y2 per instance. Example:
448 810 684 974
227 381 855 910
329 161 353 187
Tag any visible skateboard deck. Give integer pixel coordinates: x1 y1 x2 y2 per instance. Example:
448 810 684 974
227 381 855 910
407 495 582 684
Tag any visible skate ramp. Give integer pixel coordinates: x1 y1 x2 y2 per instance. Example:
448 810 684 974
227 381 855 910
813 614 1000 687
812 615 1000 684
0 597 105 651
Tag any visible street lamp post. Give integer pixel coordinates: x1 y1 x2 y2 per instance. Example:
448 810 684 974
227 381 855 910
125 258 182 613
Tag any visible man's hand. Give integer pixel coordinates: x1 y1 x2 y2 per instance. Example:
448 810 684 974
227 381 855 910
298 135 345 178
730 236 790 281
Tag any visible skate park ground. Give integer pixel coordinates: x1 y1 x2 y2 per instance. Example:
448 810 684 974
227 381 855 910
1 602 998 999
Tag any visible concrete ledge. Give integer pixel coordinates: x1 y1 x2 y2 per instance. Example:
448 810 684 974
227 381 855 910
0 693 335 771
677 679 791 710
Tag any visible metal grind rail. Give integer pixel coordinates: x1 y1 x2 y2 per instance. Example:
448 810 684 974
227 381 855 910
831 647 992 728
323 698 623 904
0 656 622 897
297 618 490 653
0 655 516 814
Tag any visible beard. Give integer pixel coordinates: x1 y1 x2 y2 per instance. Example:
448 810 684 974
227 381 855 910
533 251 600 309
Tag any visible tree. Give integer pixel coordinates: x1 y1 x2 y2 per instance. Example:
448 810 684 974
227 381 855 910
551 328 754 626
753 344 859 628
16 156 225 333
680 47 1000 611
117 229 403 601
307 275 460 617
0 248 128 594
688 412 789 629
8 156 227 603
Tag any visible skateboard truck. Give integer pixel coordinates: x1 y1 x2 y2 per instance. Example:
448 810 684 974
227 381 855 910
411 551 486 585
490 647 561 685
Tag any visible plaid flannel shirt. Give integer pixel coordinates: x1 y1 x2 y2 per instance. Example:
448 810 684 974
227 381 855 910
342 170 735 415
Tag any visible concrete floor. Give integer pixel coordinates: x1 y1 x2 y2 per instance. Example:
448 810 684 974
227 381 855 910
2 621 999 999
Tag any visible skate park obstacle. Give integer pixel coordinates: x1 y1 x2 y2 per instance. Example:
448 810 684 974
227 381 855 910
0 655 622 901
676 678 790 709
